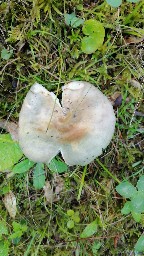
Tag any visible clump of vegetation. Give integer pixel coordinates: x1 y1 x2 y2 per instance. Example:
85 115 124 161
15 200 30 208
0 0 144 255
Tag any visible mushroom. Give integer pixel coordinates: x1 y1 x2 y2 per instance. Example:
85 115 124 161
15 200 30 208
19 81 116 166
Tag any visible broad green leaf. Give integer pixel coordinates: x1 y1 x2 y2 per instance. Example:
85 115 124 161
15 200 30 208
82 20 105 36
106 0 122 7
1 48 13 60
137 175 144 192
81 20 105 54
47 158 68 173
33 163 45 189
0 221 8 236
12 159 35 174
64 13 84 28
81 35 103 54
80 219 98 238
0 134 23 171
0 241 9 256
135 235 144 252
67 220 74 229
121 201 132 215
116 181 137 198
131 192 144 213
131 212 141 222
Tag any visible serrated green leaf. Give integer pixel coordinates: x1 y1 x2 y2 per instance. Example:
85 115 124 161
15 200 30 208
12 159 35 174
33 163 45 189
116 181 137 198
131 211 141 222
106 0 122 7
135 235 144 252
121 201 132 215
0 134 23 171
131 192 144 213
137 175 144 192
67 220 74 229
47 158 68 173
0 221 8 236
1 48 13 60
80 219 98 238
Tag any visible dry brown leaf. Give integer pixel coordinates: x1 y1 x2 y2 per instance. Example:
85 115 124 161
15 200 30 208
53 174 64 196
3 191 17 218
43 176 64 203
124 36 144 44
43 181 54 203
130 79 142 90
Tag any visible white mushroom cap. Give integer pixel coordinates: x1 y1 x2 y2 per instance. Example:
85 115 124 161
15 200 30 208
19 81 116 166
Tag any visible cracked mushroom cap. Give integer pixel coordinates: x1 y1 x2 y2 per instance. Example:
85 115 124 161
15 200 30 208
19 81 116 166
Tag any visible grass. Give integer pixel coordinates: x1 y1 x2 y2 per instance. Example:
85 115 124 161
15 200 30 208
0 0 144 255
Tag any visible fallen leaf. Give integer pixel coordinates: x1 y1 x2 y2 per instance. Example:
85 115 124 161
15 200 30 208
43 175 64 203
43 181 54 203
53 174 64 195
124 36 144 44
130 79 142 90
3 191 17 218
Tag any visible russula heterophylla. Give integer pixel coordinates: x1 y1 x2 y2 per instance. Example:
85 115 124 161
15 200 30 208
19 81 116 166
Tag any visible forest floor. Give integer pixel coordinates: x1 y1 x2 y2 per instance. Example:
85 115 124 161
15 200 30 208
0 0 144 255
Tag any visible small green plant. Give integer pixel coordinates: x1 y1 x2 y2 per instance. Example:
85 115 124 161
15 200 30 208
116 176 144 220
116 176 144 252
0 220 27 256
106 0 140 8
1 48 13 60
66 209 80 229
64 13 84 28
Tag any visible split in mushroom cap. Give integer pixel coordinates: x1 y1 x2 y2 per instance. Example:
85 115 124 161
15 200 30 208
19 81 116 166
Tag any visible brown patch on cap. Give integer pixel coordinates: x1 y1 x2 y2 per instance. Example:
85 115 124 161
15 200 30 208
54 113 89 143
